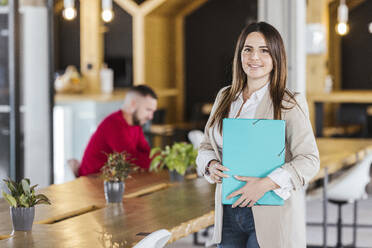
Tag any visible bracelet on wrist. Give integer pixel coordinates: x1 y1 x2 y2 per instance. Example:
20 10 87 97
205 160 217 176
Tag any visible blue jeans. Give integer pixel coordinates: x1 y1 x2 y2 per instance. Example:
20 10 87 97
217 205 260 248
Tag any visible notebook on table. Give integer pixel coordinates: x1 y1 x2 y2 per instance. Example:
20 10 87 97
222 118 286 205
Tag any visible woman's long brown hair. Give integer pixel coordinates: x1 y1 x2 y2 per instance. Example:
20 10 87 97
209 22 297 133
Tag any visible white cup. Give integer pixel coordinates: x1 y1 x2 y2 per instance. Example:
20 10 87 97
100 67 114 94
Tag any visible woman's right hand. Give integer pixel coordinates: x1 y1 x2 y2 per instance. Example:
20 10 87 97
208 160 230 183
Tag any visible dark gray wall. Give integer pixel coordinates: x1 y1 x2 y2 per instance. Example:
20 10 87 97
133 0 147 5
104 3 132 58
103 3 133 87
341 1 372 89
54 2 80 72
185 0 257 119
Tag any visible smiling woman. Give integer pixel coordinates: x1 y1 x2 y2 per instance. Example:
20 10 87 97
241 32 273 84
196 22 320 248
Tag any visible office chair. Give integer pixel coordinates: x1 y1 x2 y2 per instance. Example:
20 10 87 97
308 153 372 247
188 130 204 149
133 229 171 248
67 158 80 177
336 103 368 137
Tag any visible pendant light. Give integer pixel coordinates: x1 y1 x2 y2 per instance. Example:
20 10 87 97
336 0 349 36
101 0 114 23
62 0 77 21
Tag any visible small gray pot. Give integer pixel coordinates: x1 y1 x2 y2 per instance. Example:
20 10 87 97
104 181 125 203
169 170 184 182
10 207 35 231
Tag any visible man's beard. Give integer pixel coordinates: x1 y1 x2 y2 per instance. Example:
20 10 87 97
133 110 141 126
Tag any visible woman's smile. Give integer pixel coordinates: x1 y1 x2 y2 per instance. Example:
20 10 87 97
248 63 264 69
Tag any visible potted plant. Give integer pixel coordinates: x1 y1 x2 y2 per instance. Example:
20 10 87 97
150 142 198 182
101 151 137 203
2 178 51 231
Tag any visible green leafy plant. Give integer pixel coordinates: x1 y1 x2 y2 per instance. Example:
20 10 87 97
101 151 137 182
150 142 198 176
2 178 51 208
0 0 8 6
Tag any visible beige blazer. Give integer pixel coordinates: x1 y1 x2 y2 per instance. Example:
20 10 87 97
197 86 320 248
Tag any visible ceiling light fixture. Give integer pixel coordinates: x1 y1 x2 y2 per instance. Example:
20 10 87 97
336 0 349 36
62 0 77 21
101 0 114 23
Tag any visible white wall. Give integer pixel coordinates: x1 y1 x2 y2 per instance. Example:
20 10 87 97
258 0 306 93
22 6 51 187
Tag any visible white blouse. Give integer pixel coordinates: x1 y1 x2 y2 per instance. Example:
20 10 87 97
212 83 293 200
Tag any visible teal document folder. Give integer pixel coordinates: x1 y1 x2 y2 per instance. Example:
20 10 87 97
222 118 285 205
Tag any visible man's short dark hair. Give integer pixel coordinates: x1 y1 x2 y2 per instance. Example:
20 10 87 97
130 85 157 100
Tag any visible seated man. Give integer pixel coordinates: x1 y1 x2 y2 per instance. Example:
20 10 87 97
78 85 158 176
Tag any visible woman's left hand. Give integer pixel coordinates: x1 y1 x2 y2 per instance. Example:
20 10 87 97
227 176 279 208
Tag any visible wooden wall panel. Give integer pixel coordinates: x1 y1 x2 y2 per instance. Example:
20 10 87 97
80 0 103 93
174 17 185 122
143 16 176 122
306 0 334 127
144 16 174 88
132 15 146 84
306 0 329 94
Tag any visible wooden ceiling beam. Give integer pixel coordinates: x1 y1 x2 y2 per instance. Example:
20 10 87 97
114 0 139 15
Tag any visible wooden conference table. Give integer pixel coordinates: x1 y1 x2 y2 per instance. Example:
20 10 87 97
0 172 215 247
1 138 372 247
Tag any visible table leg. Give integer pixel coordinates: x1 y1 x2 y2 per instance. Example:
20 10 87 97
322 167 328 248
352 201 358 246
315 102 324 137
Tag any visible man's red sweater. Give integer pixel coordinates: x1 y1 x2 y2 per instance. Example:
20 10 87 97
78 110 151 176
